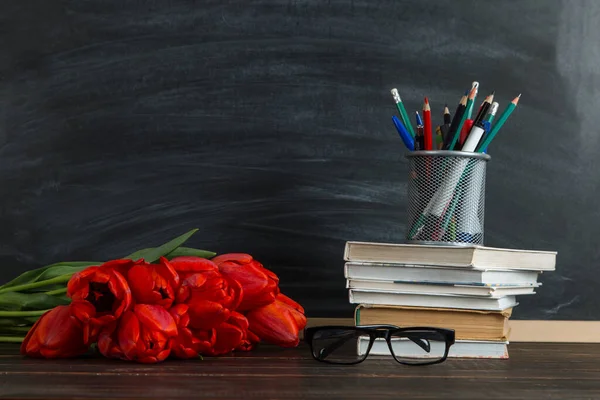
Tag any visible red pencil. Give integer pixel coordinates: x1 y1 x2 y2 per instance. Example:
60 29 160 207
459 119 474 149
423 97 432 150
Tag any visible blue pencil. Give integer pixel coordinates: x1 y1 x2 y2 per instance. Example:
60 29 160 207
392 116 415 151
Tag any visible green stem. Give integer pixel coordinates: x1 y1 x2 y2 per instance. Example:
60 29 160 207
1 326 32 333
0 310 50 317
45 287 68 296
0 274 72 294
0 336 25 343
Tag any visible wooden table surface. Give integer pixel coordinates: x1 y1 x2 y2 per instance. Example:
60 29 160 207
1 342 599 399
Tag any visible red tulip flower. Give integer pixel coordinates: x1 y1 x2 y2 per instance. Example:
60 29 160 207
127 257 179 308
20 305 89 359
170 257 242 331
169 305 258 358
246 293 307 348
66 259 133 344
98 304 177 363
168 304 216 359
211 253 280 311
202 311 259 356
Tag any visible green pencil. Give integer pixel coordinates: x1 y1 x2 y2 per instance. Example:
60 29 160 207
484 102 499 124
466 81 479 119
476 94 521 152
391 88 415 138
448 86 477 150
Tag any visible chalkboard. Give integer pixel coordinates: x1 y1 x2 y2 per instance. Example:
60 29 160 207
1 0 598 320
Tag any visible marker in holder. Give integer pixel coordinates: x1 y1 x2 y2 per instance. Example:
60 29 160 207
405 150 491 246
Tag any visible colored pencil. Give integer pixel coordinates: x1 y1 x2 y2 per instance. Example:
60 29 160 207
415 111 425 150
392 116 415 151
466 81 479 119
448 86 476 150
391 89 415 138
443 104 451 126
484 102 499 124
423 97 432 150
472 91 495 127
435 126 444 149
443 93 467 149
476 94 521 152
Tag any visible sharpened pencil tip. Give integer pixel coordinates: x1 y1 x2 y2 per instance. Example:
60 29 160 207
513 94 521 105
424 97 429 104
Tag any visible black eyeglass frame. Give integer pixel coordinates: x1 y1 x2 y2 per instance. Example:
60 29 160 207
304 324 456 366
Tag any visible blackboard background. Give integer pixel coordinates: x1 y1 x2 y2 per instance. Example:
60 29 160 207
1 0 599 319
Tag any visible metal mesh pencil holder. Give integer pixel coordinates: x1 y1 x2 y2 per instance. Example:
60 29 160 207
405 150 491 246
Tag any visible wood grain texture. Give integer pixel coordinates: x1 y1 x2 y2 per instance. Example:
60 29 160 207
1 343 600 399
0 0 599 320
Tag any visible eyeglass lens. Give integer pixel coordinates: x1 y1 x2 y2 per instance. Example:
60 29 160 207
311 328 367 364
387 329 447 364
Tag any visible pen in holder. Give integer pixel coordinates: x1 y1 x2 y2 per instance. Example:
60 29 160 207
405 150 491 246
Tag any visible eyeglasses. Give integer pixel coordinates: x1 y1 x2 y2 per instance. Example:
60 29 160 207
304 324 455 365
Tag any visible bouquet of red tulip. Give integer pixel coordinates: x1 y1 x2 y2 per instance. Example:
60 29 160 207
0 229 306 363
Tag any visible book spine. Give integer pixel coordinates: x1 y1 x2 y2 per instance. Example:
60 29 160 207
343 242 351 261
354 305 361 325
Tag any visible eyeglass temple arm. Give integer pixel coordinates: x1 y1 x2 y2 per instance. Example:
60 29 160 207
319 332 431 359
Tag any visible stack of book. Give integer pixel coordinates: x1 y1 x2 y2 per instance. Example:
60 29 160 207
344 241 557 359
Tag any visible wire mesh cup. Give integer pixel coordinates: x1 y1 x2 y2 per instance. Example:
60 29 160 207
405 150 491 246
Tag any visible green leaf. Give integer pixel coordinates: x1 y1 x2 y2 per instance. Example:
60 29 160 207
0 261 101 290
0 292 71 311
35 265 94 282
0 317 39 327
0 326 32 334
23 284 65 293
124 229 199 263
165 247 216 259
0 336 26 343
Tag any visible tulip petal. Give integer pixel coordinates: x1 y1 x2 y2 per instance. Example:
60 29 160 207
181 273 208 288
67 267 100 300
246 301 300 348
134 304 177 337
109 269 133 316
170 257 219 273
187 300 230 330
98 329 125 360
118 311 140 359
210 321 244 355
158 256 180 287
218 261 271 310
211 253 254 265
275 294 307 330
228 311 249 331
69 300 96 322
100 259 138 275
276 292 305 314
127 265 155 300
224 276 244 311
21 310 45 356
169 304 189 326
